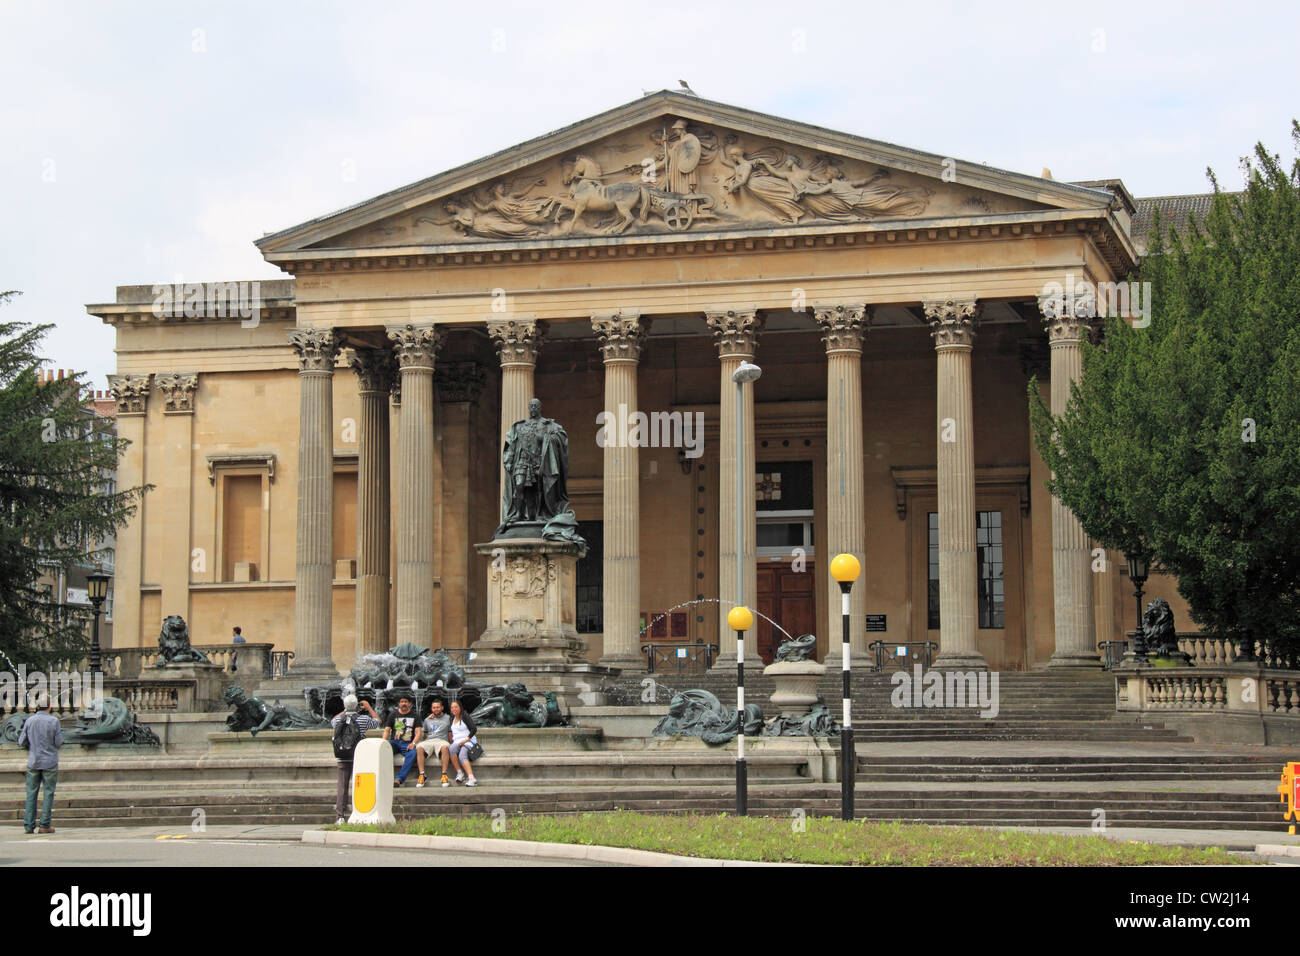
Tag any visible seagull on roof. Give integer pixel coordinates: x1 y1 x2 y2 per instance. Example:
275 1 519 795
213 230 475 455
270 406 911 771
679 80 698 96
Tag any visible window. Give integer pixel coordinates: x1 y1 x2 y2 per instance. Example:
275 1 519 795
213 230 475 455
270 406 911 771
576 521 603 634
977 510 1005 629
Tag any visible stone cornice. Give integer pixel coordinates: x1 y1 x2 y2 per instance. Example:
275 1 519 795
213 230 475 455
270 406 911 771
107 373 152 415
386 323 446 370
706 309 764 358
813 304 869 353
486 316 547 366
924 297 980 349
288 328 341 372
591 310 649 363
155 371 199 413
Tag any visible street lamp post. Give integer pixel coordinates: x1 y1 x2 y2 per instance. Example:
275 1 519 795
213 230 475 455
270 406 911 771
727 604 755 816
830 552 861 821
729 360 761 817
1124 550 1149 665
85 570 110 676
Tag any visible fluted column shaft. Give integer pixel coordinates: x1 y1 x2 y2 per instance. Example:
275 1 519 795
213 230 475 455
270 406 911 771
289 329 340 675
487 317 546 470
925 298 986 669
351 349 395 657
816 306 868 659
388 324 446 649
593 312 648 669
707 310 763 665
1040 295 1098 666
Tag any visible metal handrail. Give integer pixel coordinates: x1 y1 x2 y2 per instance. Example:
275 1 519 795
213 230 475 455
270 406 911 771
1097 640 1129 671
641 641 718 675
867 640 938 672
269 651 294 679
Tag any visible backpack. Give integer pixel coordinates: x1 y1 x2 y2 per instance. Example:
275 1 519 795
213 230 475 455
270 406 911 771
332 713 363 760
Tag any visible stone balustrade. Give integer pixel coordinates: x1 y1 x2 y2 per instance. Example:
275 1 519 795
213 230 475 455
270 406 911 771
1127 631 1298 669
1114 660 1300 744
51 643 276 681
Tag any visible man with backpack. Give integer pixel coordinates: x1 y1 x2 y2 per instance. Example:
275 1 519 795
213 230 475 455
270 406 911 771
331 695 380 824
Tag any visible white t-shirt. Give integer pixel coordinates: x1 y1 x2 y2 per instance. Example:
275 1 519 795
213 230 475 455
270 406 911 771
451 717 472 747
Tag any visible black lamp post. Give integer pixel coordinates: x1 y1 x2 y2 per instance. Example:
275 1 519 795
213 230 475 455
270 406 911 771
1124 550 1149 664
86 570 110 676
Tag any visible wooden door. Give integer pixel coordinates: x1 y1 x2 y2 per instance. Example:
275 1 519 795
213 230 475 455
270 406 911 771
757 561 817 664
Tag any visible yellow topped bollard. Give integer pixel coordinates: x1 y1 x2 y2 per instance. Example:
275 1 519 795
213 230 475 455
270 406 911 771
349 737 396 826
830 552 861 584
1280 762 1299 835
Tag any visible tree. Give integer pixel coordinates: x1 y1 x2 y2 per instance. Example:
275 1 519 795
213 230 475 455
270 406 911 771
1030 122 1300 660
0 291 148 671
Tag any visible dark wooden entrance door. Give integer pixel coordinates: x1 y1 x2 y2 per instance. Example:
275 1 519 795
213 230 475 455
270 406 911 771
756 562 816 664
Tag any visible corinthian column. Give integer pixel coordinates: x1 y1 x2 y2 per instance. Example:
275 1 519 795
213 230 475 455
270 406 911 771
815 305 869 661
107 374 151 646
387 323 446 648
288 328 341 677
706 309 764 668
1038 292 1099 667
924 297 986 670
592 310 649 671
487 317 546 456
350 347 396 657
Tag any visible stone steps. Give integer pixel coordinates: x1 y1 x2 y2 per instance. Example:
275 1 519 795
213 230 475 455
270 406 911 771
2 784 1278 830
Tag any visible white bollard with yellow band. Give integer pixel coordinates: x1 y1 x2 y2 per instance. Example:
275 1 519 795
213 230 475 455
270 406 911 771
348 738 395 825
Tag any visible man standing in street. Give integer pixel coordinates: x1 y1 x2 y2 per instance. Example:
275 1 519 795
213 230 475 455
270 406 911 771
330 694 379 824
18 694 63 834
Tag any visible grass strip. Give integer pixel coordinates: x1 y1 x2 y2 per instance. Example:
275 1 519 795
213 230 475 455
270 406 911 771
333 811 1245 866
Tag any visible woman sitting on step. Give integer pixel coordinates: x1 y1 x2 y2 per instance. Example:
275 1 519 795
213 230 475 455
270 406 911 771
447 699 480 787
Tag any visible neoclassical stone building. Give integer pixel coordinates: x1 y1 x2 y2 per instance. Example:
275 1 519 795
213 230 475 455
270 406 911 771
89 92 1200 675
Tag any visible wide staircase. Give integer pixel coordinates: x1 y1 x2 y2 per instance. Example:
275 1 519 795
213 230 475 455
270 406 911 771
1 671 1290 834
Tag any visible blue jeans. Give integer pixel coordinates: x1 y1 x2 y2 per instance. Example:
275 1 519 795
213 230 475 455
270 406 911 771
25 768 57 830
389 740 418 782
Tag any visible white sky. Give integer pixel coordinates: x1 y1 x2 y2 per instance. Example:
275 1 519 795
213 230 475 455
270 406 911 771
2 0 1297 389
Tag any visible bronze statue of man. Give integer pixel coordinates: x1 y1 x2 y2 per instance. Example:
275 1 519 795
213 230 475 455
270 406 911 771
495 398 584 547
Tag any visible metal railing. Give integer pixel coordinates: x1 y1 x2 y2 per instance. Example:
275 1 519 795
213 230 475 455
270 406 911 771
269 651 294 679
1097 640 1129 671
642 642 718 675
868 640 938 672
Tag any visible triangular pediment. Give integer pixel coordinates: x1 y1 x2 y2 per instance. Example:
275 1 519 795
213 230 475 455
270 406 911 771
257 92 1117 259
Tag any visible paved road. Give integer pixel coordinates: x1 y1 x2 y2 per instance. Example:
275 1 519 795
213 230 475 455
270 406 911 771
0 825 608 867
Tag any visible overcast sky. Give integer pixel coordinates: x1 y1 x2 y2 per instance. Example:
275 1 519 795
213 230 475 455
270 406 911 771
3 0 1297 390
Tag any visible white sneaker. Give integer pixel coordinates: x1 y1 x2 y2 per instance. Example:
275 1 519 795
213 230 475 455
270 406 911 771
336 817 345 825
466 776 478 787
455 771 465 783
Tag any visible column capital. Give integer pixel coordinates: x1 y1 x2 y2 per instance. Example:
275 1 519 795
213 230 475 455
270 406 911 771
592 310 649 363
288 327 341 372
1037 293 1099 346
435 361 488 403
487 316 547 366
107 373 152 415
349 347 397 393
706 309 764 357
386 323 446 370
813 304 869 353
924 297 980 348
155 371 199 414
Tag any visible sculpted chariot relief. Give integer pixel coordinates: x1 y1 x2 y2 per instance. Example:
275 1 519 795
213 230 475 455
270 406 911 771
385 116 942 243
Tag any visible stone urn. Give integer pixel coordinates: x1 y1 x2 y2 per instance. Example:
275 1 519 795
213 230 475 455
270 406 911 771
763 660 827 717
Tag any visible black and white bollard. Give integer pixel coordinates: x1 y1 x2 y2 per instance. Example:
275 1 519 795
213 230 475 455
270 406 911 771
830 553 861 822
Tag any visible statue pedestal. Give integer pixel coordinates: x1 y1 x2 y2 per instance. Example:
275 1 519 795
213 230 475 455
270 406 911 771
466 537 616 709
139 661 225 712
763 660 827 717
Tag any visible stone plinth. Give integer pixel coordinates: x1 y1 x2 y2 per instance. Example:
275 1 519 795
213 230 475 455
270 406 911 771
466 537 617 708
139 661 225 712
763 660 827 716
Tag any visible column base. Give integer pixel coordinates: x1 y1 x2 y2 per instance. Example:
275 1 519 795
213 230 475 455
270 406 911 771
1047 653 1102 669
597 654 644 675
286 658 342 682
932 651 989 671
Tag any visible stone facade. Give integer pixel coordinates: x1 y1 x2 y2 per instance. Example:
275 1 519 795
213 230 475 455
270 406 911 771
86 92 1198 674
